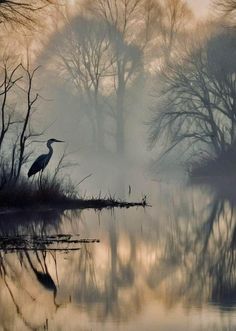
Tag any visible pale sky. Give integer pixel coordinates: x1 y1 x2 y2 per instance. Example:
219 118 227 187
187 0 211 17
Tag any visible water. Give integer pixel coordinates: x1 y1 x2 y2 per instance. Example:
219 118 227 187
1 180 236 330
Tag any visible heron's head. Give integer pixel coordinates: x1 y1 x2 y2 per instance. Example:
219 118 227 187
47 138 64 146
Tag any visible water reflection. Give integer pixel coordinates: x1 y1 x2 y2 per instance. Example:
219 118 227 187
1 183 236 330
153 197 236 309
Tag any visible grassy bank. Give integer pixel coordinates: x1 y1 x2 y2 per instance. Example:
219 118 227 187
0 175 147 211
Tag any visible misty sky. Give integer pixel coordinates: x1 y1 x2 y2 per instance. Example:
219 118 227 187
187 0 211 16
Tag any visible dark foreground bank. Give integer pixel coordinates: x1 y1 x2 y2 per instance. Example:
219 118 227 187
0 176 147 211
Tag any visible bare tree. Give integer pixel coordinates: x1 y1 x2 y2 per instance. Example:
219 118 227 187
15 65 40 181
0 0 54 27
0 60 44 186
0 61 22 151
84 0 144 154
159 0 192 59
86 0 192 153
112 37 142 154
55 16 115 150
149 28 236 164
86 0 144 41
52 11 142 154
140 0 192 64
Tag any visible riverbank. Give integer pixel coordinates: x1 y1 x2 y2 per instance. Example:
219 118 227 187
0 196 147 213
0 175 147 211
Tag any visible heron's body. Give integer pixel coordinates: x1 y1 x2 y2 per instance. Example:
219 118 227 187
28 152 52 177
28 139 63 178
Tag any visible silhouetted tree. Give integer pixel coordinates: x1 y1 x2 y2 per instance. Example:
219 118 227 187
0 62 22 152
0 61 44 186
149 27 236 164
15 65 41 181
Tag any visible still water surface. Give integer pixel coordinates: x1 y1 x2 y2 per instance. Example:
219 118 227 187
1 180 236 330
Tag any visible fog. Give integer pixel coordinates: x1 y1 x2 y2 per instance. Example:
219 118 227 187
22 0 197 195
0 0 232 196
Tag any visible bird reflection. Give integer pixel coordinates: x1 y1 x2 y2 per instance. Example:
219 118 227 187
25 251 56 293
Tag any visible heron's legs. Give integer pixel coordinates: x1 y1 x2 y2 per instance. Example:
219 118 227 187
30 175 36 189
38 170 43 190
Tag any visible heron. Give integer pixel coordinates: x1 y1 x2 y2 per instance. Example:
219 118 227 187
28 138 64 179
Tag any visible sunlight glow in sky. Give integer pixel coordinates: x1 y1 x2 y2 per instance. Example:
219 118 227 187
187 0 211 17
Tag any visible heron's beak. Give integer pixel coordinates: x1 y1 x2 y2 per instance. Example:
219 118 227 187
55 139 64 143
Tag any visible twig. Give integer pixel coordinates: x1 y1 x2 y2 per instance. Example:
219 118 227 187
76 173 93 187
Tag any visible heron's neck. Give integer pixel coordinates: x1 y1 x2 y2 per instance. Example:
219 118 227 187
47 142 53 155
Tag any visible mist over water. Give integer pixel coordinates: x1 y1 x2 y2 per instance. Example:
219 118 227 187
1 182 236 330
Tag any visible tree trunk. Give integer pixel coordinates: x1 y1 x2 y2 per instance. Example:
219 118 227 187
116 70 125 155
94 89 104 151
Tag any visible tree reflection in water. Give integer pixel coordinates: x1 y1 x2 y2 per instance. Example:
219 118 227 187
147 184 236 312
0 185 236 330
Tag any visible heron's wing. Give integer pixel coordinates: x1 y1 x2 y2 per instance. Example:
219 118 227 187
28 154 50 177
